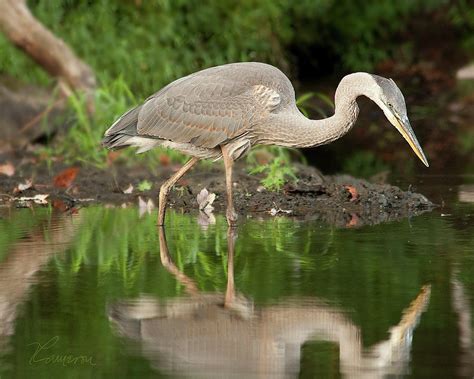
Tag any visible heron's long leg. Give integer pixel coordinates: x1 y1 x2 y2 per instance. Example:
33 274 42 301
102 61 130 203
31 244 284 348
158 226 199 295
158 157 199 225
221 146 238 226
224 227 237 308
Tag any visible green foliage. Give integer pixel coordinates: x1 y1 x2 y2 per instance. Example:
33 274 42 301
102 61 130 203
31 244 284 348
1 0 472 175
1 0 291 96
296 91 334 118
449 0 474 54
290 0 451 71
42 77 187 168
246 146 300 191
342 150 389 179
137 179 152 192
1 0 468 94
249 155 295 191
459 129 474 154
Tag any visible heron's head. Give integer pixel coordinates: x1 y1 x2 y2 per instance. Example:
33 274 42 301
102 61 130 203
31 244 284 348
368 75 429 167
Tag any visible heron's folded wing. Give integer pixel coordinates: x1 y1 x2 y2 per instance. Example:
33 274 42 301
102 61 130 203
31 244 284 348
136 78 279 149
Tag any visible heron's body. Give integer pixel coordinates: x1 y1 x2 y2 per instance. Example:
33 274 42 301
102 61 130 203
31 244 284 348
102 62 428 225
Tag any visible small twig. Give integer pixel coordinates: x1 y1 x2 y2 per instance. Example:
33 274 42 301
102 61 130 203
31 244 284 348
19 95 65 134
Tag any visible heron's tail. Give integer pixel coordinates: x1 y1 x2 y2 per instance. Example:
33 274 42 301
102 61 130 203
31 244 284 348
102 105 163 153
102 105 142 150
101 105 142 150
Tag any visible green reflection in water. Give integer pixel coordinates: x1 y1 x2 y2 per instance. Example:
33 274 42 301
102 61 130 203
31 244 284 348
0 203 472 378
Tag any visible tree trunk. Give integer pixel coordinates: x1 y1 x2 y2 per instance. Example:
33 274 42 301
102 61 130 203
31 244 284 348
0 0 96 101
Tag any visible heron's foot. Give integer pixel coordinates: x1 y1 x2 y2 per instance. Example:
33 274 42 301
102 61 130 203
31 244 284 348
226 208 238 227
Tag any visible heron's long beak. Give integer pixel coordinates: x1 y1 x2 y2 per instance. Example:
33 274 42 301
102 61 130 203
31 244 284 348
388 112 429 167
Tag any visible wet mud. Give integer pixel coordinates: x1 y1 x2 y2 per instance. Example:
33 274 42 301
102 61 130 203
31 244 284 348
0 156 435 227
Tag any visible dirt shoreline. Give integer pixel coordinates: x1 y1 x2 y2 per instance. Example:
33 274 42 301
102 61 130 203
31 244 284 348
0 155 435 227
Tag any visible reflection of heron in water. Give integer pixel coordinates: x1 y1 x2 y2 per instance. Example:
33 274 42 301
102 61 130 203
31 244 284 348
108 226 431 378
102 62 429 226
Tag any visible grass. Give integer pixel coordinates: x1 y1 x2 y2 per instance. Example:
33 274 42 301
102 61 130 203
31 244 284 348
342 150 389 179
2 1 473 186
42 76 189 170
6 1 472 185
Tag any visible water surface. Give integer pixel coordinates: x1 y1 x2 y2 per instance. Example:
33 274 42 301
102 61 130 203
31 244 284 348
0 174 473 378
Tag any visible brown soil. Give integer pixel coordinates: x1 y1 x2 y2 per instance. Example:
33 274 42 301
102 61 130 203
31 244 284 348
0 155 435 227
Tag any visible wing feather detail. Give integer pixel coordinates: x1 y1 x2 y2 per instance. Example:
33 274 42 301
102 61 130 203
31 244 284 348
136 77 282 149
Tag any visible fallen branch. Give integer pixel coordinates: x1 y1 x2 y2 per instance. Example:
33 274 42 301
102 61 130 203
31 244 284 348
0 0 96 111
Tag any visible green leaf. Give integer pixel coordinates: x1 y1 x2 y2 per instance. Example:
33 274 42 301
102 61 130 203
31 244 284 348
137 180 153 192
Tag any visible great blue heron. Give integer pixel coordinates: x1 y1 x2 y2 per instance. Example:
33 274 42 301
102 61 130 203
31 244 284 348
102 62 428 226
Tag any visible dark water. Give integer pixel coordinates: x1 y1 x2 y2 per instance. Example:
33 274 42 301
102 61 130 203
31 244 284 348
0 174 473 378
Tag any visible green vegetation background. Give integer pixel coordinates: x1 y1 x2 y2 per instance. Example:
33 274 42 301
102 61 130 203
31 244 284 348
1 0 473 183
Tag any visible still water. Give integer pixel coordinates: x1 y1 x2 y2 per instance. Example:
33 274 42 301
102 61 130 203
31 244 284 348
0 174 473 378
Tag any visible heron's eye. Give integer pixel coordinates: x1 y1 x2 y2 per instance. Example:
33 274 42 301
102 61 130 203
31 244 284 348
387 102 393 109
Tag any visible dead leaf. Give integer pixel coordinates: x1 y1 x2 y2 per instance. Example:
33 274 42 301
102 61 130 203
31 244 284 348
269 205 292 216
14 179 33 193
344 185 359 201
159 154 171 166
107 151 122 166
197 188 216 214
17 194 49 205
123 184 134 194
0 162 15 177
53 167 79 188
52 199 70 212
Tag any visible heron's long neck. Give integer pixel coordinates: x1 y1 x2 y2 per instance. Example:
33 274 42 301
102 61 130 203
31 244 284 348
258 73 374 148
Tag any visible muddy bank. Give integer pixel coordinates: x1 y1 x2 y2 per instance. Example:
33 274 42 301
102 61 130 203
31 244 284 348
0 155 435 227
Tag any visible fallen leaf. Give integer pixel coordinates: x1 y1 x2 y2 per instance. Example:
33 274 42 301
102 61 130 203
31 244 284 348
15 179 33 192
17 194 49 205
197 188 216 214
123 184 134 194
52 199 70 212
344 185 359 201
159 154 171 166
138 196 155 218
269 206 292 216
0 162 15 177
53 167 79 188
107 151 122 166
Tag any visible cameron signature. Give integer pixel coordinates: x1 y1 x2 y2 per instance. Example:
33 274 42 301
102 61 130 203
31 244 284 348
28 336 96 366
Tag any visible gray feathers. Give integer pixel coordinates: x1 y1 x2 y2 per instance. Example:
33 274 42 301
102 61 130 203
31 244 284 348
102 62 293 152
101 105 143 150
